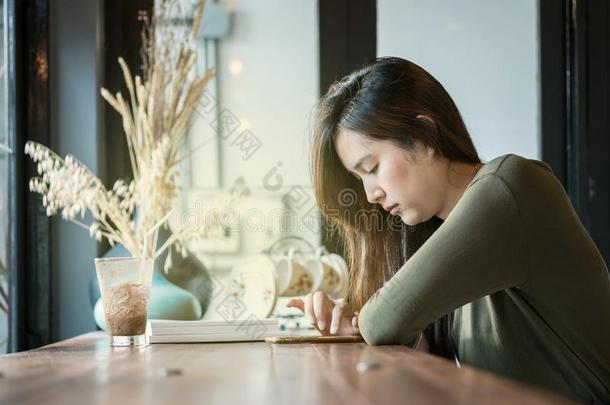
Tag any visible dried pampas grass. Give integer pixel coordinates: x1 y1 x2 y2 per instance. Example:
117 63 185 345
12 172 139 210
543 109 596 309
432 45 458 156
26 0 243 264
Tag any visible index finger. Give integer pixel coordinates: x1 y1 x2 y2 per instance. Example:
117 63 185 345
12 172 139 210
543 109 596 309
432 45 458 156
286 298 305 312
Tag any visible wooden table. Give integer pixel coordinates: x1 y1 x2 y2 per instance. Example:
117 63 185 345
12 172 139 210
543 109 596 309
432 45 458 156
0 332 572 404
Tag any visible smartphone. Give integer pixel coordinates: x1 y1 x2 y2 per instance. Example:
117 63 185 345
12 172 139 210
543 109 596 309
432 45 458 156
265 334 364 344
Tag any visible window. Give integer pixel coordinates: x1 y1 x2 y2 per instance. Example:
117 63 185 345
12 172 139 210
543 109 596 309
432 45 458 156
0 0 9 354
377 0 540 162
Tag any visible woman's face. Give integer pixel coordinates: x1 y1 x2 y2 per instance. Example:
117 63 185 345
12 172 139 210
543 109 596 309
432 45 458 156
334 129 449 226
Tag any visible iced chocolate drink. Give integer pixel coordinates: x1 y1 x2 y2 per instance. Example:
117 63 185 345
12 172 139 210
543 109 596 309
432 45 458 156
95 257 154 346
104 281 150 336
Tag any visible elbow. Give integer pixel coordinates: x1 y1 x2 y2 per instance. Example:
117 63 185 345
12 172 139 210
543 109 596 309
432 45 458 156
359 321 398 346
359 319 419 347
358 319 381 345
358 301 419 347
358 305 398 346
360 330 386 346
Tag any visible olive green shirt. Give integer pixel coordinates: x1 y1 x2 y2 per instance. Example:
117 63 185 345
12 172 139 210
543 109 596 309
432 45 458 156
358 154 610 403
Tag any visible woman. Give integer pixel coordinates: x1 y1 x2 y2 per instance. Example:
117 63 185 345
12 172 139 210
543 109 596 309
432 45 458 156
287 57 610 402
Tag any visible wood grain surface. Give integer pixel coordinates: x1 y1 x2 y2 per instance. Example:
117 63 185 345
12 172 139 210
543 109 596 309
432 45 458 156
0 332 573 405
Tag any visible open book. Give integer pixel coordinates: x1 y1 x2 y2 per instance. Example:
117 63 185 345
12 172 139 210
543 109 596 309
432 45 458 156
147 318 317 343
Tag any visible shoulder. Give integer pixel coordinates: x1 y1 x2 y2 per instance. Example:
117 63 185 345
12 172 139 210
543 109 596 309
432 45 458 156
467 154 564 217
479 153 553 178
469 153 555 191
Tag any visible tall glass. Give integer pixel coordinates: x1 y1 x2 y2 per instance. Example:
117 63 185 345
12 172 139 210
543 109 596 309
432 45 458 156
94 257 154 347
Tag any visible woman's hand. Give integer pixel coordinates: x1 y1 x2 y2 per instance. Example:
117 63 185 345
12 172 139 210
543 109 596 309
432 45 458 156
286 291 360 336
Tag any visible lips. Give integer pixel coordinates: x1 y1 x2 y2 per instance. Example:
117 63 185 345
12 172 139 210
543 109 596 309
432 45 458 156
384 204 399 215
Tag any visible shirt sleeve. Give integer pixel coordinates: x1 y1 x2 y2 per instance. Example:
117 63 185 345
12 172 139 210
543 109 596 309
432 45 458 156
357 173 530 346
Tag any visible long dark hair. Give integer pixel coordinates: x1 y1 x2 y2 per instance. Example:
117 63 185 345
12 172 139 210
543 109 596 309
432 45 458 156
311 57 481 359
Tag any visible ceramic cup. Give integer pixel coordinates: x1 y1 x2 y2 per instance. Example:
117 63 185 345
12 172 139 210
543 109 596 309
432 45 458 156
314 247 349 299
275 248 321 297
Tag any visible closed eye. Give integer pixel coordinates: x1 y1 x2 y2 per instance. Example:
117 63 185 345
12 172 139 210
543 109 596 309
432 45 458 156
348 163 376 180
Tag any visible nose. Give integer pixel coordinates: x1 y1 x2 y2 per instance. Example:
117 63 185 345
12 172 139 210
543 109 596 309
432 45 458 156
365 185 385 205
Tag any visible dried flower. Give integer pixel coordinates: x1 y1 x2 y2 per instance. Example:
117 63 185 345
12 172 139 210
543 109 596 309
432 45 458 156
25 141 140 254
25 0 244 262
